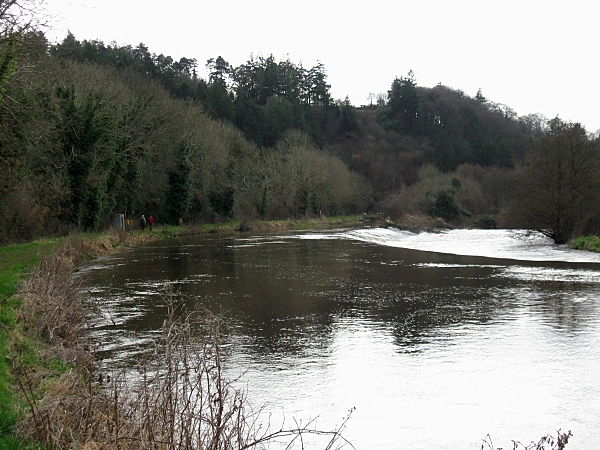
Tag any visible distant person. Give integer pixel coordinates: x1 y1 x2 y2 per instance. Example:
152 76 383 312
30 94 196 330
148 215 155 231
140 215 146 231
125 217 130 231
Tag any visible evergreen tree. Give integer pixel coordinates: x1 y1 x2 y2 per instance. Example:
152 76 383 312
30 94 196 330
387 70 419 134
166 141 193 224
338 96 359 134
54 85 111 229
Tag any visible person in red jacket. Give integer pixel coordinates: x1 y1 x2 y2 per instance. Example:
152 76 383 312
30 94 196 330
148 215 155 231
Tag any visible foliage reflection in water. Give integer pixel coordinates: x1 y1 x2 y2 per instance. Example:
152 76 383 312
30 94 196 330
79 228 600 449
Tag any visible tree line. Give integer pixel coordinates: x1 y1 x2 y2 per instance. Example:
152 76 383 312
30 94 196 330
1 16 600 245
50 36 335 148
0 31 370 244
332 72 600 244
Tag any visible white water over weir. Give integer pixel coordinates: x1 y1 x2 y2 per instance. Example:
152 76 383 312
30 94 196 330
82 228 600 450
339 228 600 263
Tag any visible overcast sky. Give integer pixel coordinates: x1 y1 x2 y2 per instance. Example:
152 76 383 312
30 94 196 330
44 0 599 132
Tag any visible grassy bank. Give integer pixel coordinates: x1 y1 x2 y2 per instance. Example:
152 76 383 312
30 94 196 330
154 215 384 236
0 230 167 446
571 235 600 253
0 216 377 446
1 220 365 448
0 239 61 446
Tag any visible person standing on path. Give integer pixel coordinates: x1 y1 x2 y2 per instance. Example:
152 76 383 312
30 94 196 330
148 215 155 231
140 215 146 231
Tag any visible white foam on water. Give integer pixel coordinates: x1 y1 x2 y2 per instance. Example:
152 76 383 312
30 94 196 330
337 228 600 263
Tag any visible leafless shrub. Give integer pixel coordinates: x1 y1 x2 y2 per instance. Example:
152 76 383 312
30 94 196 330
16 293 354 449
481 429 572 450
17 245 91 344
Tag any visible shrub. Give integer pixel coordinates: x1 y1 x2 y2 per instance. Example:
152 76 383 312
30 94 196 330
15 289 354 449
429 190 460 221
475 214 498 229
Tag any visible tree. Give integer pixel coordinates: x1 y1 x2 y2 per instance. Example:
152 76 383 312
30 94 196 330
475 88 487 105
53 84 113 229
387 70 419 134
429 189 461 221
515 117 600 244
338 96 359 134
0 0 45 39
165 141 193 225
0 0 46 100
206 55 232 86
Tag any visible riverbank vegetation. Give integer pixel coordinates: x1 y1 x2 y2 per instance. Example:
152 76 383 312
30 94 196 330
1 232 354 448
571 235 600 253
0 1 588 446
1 10 600 247
2 231 576 449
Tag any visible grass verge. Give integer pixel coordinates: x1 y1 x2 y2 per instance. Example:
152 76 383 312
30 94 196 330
571 235 600 253
0 218 371 447
153 215 385 237
0 230 164 447
0 239 60 446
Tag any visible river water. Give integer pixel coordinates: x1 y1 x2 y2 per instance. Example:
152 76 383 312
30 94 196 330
79 228 600 449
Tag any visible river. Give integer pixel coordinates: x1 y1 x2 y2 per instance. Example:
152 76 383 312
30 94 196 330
79 228 600 449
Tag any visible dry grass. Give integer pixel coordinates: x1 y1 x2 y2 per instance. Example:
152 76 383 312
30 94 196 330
14 231 153 348
17 247 90 345
14 243 354 450
481 430 572 450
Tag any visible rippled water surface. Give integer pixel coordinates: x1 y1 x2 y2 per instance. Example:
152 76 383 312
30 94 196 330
79 228 600 449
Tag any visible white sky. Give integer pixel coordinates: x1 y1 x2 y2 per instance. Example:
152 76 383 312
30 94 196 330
44 0 599 132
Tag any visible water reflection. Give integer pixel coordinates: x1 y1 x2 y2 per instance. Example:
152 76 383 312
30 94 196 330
80 229 600 450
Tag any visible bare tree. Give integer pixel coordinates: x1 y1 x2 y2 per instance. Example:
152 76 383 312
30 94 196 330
0 0 44 33
515 117 600 243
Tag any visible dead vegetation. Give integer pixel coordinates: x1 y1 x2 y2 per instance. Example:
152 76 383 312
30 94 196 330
481 430 572 450
13 237 354 449
17 250 89 344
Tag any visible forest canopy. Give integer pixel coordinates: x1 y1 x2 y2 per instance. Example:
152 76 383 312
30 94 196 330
1 27 599 245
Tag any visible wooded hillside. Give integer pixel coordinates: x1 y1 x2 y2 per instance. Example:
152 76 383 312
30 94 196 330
1 27 599 245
